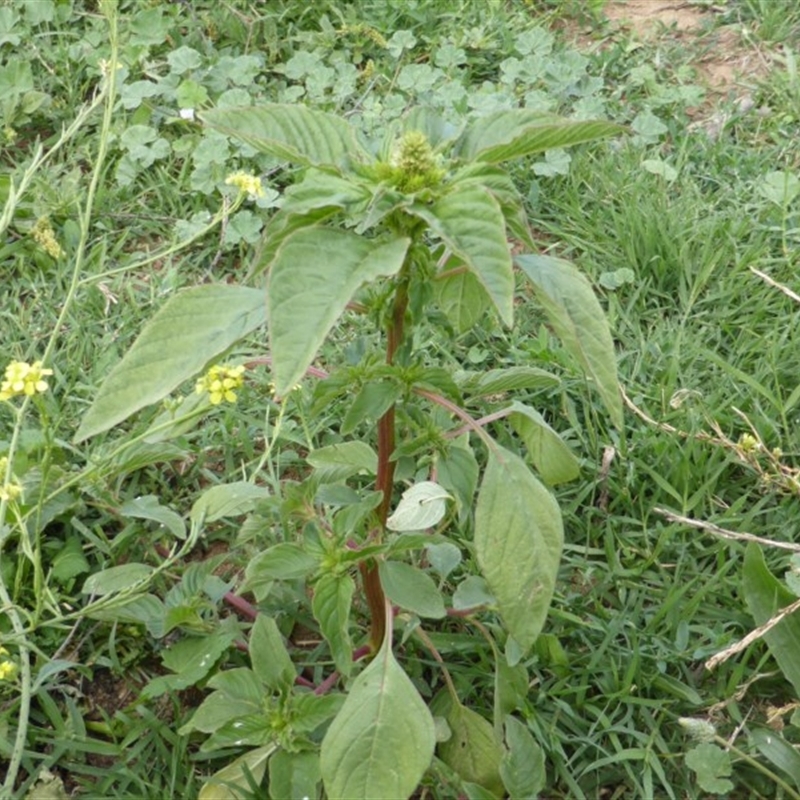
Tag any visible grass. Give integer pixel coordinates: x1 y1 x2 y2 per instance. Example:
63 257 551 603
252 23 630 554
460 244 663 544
3 0 800 797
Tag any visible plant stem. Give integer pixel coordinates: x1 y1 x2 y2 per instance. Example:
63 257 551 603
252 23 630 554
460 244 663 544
361 273 410 652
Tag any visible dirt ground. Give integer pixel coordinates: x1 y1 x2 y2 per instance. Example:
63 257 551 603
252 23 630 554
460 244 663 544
601 0 772 94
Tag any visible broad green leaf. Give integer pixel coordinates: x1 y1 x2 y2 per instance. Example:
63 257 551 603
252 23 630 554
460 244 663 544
433 267 490 333
292 692 347 734
320 620 435 799
82 563 153 596
246 543 320 583
269 750 321 800
201 104 371 169
433 694 504 796
120 495 186 540
207 667 264 705
437 444 479 524
475 446 563 651
379 561 446 619
515 254 622 426
750 728 800 789
251 207 339 280
190 481 270 524
450 163 535 249
307 441 378 483
494 659 528 729
427 542 462 580
341 381 402 435
268 229 409 395
198 744 277 800
249 614 295 692
500 716 546 799
390 107 461 152
180 690 259 735
51 536 89 583
141 630 237 699
386 481 451 532
453 576 495 611
75 285 266 441
463 366 560 396
454 109 622 164
413 187 513 326
281 168 371 216
743 543 800 697
508 402 580 485
685 743 734 794
312 573 355 676
85 594 166 638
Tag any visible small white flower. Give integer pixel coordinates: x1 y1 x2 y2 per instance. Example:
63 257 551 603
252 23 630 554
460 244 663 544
179 108 195 121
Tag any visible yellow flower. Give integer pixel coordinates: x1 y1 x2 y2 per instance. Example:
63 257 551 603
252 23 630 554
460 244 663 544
195 364 246 405
0 660 17 681
225 171 264 200
0 360 53 401
30 217 65 259
0 457 22 503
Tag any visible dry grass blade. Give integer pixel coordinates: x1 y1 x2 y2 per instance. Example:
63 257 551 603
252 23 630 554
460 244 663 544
653 508 800 553
704 594 800 671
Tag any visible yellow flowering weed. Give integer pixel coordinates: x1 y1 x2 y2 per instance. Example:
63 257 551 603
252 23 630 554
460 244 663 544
0 360 53 401
224 171 264 200
195 364 246 405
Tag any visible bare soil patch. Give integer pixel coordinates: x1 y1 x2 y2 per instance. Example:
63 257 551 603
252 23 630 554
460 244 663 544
601 0 772 95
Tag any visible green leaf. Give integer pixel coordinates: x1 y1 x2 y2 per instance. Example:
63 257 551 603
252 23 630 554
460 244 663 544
494 659 529 728
426 542 462 580
307 441 378 483
312 573 355 677
341 381 402 435
282 169 371 216
199 744 277 800
249 614 295 692
246 543 320 583
751 728 800 789
190 481 270 524
142 631 237 699
291 692 347 734
200 104 371 169
120 495 186 540
379 561 446 619
475 446 563 652
507 402 580 485
464 366 560 396
207 667 265 705
743 543 800 697
413 187 513 326
453 576 495 611
437 444 479 524
685 743 734 794
433 267 490 333
391 107 461 152
434 694 504 795
450 163 535 249
85 594 166 638
500 716 546 799
386 481 451 532
320 619 435 799
82 563 153 596
455 110 622 164
51 536 89 583
515 254 622 426
269 750 321 800
75 285 267 441
180 690 259 735
268 229 409 395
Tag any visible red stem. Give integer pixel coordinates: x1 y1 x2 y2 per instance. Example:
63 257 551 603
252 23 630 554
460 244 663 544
361 278 410 652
